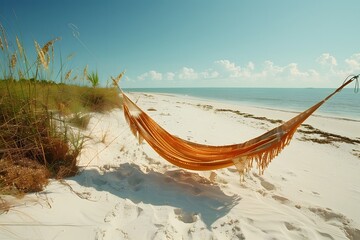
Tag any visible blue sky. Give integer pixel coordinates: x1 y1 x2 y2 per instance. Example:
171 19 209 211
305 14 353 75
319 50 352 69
1 0 360 88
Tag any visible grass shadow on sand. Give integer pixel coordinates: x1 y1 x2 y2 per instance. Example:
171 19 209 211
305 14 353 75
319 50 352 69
72 163 240 227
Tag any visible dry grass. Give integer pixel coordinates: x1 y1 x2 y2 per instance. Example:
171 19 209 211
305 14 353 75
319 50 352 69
0 92 81 194
34 37 60 69
0 23 123 197
68 113 91 129
0 81 122 195
0 81 122 115
0 157 49 194
81 87 122 112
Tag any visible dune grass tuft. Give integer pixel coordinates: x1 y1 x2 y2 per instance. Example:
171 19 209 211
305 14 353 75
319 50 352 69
0 23 122 196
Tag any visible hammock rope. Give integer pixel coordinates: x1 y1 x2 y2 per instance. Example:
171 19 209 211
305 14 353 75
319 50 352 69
117 75 359 176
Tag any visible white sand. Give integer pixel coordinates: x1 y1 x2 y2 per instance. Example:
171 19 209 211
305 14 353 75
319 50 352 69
1 92 359 240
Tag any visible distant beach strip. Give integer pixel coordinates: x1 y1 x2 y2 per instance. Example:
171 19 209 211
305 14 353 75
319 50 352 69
124 88 360 121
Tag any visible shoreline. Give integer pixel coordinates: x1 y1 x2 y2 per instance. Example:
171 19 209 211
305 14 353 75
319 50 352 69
124 90 360 122
1 92 359 239
129 92 360 141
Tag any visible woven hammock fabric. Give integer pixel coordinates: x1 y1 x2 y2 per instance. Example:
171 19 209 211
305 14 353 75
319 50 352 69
121 76 358 176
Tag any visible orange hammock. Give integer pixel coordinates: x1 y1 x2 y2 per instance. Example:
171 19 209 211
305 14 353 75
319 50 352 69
120 75 358 176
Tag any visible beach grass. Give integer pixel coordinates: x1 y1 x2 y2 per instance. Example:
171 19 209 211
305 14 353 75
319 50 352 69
0 24 122 195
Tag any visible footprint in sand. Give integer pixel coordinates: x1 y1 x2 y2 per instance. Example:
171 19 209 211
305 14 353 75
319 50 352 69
218 219 245 240
122 200 143 220
127 174 144 191
174 208 197 223
284 222 318 239
116 167 145 191
144 154 161 166
252 173 276 191
271 194 290 204
309 207 345 222
317 231 335 240
286 171 296 177
92 177 107 187
260 180 276 191
104 202 122 223
284 222 301 232
104 200 143 226
309 207 360 240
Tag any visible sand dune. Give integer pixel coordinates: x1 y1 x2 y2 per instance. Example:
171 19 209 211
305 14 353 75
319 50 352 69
1 93 359 239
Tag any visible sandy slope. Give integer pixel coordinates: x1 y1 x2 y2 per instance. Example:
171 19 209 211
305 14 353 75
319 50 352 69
1 92 359 240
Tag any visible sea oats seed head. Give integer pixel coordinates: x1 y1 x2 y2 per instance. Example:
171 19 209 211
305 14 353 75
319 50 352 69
18 69 24 80
34 37 60 69
65 69 72 80
51 45 54 61
115 71 125 82
16 37 23 57
0 37 3 51
41 37 61 55
111 70 125 87
35 41 48 69
10 52 17 69
0 23 8 50
83 65 88 80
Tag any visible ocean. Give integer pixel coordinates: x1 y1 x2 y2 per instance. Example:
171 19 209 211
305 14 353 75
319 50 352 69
124 88 360 121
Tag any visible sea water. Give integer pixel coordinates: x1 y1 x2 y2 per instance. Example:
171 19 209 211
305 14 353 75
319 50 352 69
124 88 360 121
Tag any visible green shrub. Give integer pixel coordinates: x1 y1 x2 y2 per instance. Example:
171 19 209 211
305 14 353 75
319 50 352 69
87 71 99 88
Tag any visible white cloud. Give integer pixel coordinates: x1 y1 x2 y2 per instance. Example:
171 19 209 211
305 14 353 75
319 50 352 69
137 74 146 81
215 59 242 77
242 62 255 78
149 70 163 80
286 63 309 77
260 60 283 77
165 72 175 80
315 52 360 78
317 53 337 66
345 53 360 71
178 67 198 80
255 61 319 82
130 52 359 88
247 61 255 71
308 69 320 78
138 70 163 81
215 60 255 78
199 69 219 79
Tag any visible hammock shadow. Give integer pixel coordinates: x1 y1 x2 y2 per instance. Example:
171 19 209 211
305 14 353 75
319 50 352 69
73 163 240 227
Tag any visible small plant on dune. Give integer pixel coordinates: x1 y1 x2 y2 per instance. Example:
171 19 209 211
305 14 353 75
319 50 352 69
81 70 122 112
100 131 108 144
68 113 91 129
81 86 122 112
87 70 99 88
